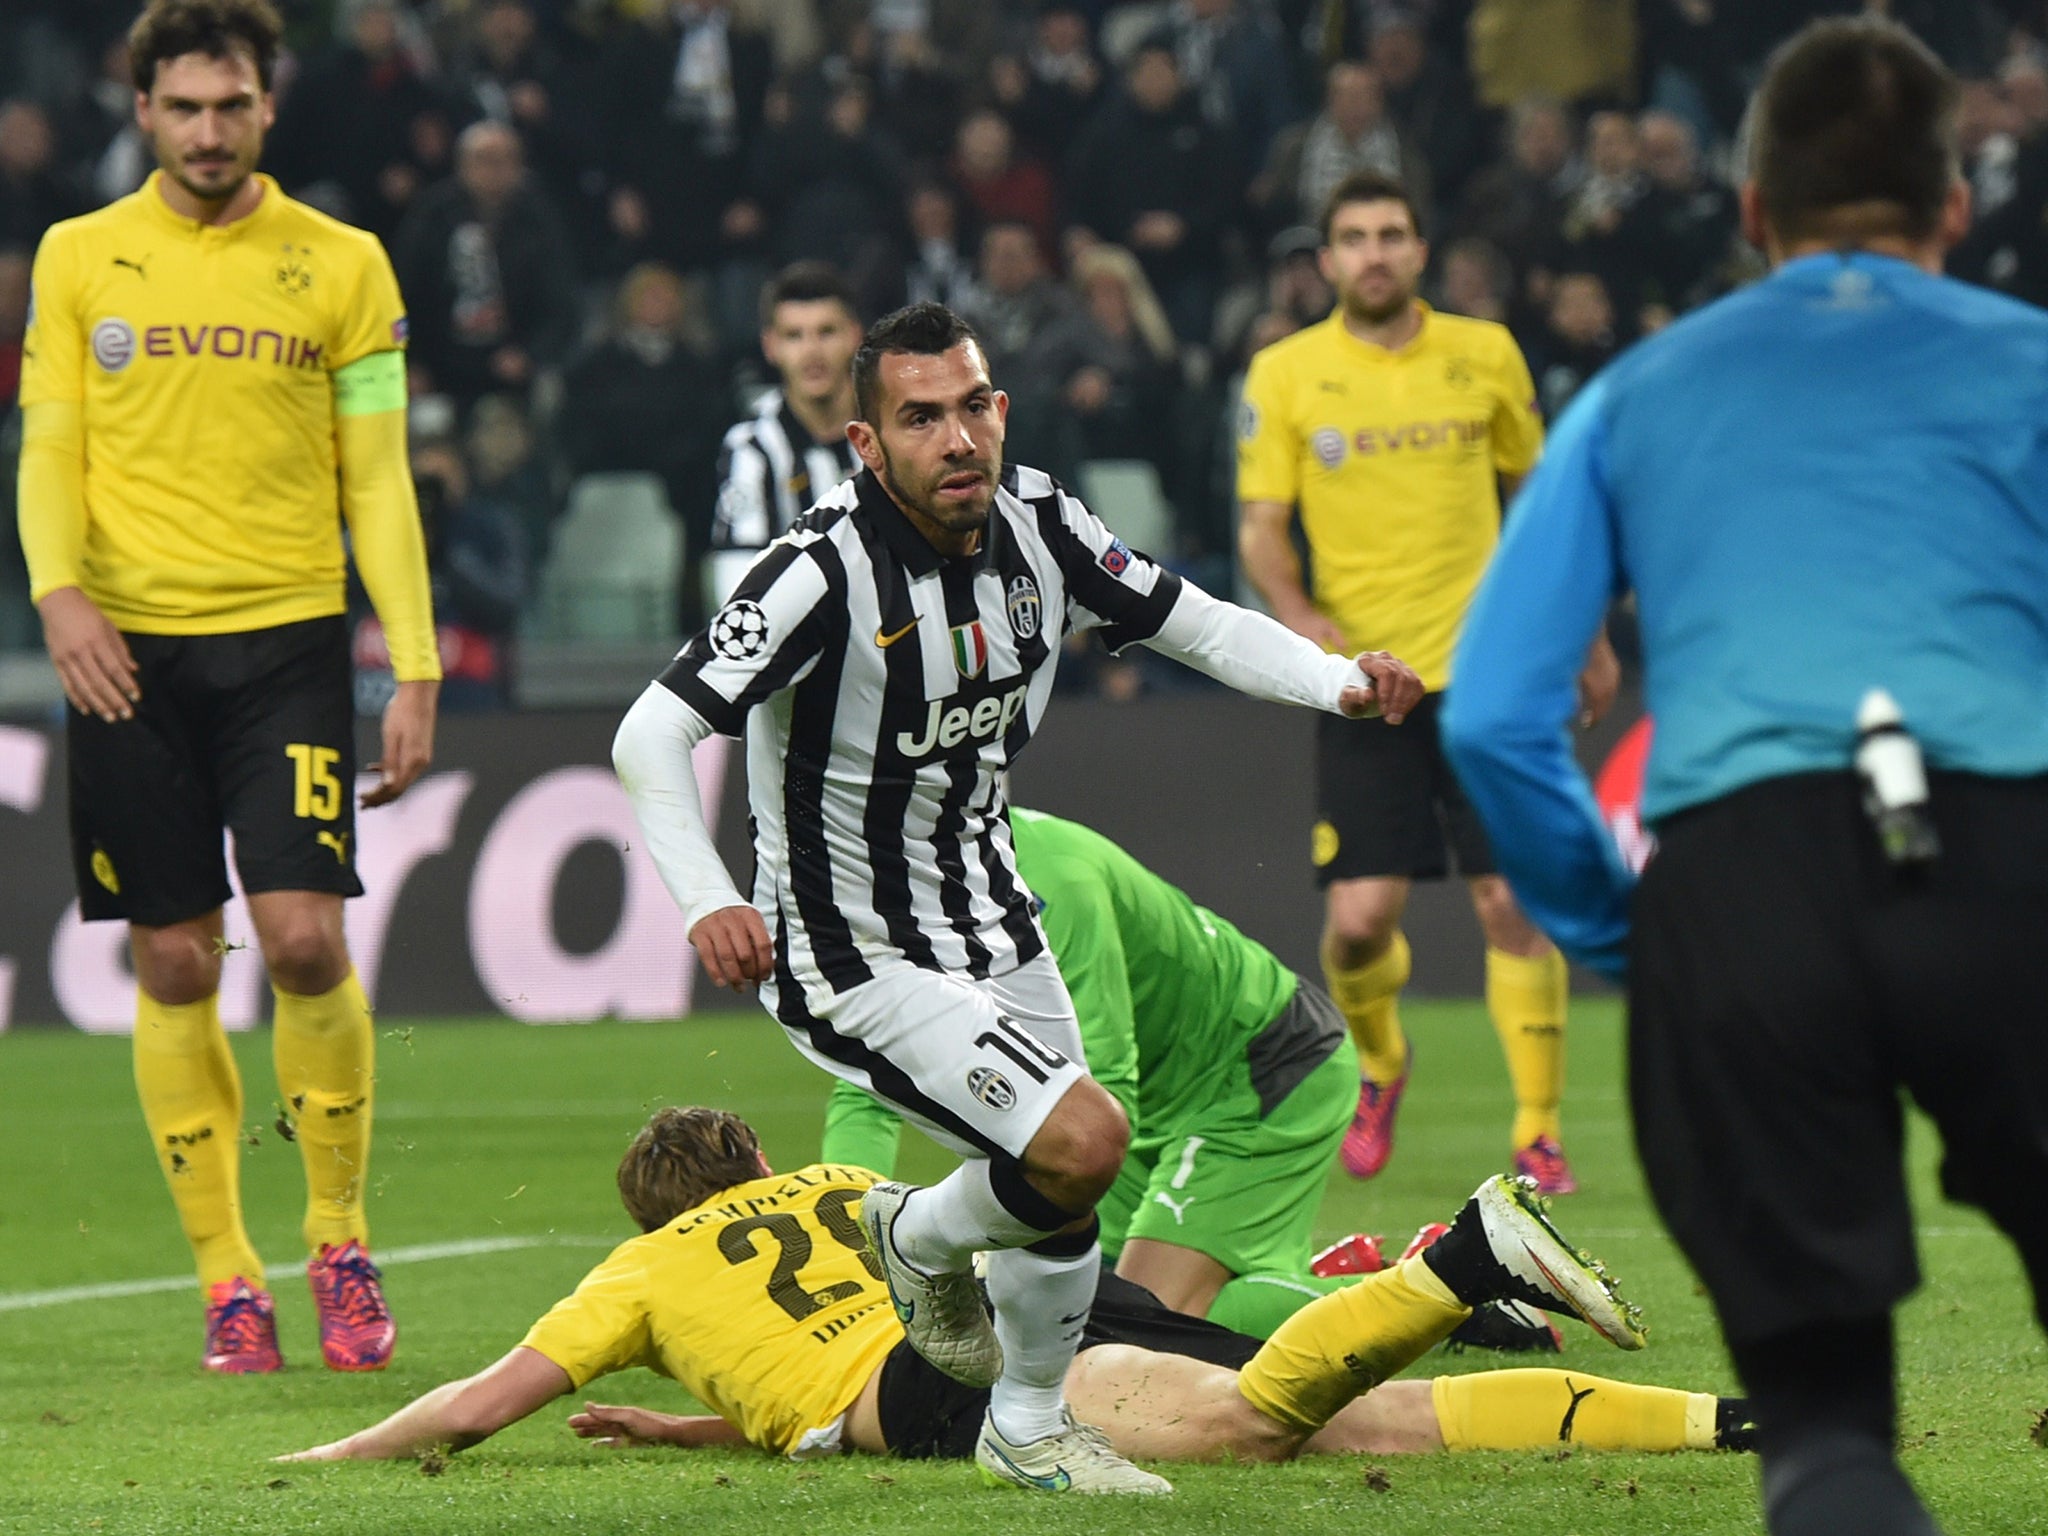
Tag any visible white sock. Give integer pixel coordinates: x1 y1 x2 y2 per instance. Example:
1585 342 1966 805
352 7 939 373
889 1158 1047 1274
984 1240 1099 1444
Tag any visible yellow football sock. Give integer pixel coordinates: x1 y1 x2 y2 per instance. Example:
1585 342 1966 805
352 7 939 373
132 991 262 1292
273 970 375 1254
1323 931 1411 1085
1485 946 1568 1147
1432 1368 1719 1452
1237 1255 1468 1432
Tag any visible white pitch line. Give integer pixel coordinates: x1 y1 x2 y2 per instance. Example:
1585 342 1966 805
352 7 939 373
0 1233 614 1314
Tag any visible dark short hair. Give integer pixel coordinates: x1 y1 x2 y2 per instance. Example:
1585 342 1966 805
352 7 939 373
129 0 282 94
616 1107 763 1233
851 301 983 422
1321 170 1425 244
1748 17 1959 245
759 260 861 330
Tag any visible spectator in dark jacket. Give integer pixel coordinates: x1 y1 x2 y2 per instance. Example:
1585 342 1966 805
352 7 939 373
1625 110 1738 321
1369 13 1489 214
445 0 601 253
0 100 85 250
1520 269 1618 421
1144 0 1299 177
561 262 727 558
1457 96 1577 306
593 0 773 280
1067 44 1231 344
1559 110 1652 326
986 3 1104 168
267 0 450 238
750 75 908 287
393 121 580 414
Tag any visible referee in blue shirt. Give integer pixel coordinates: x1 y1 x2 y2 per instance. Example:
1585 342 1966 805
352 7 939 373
1442 20 2048 1536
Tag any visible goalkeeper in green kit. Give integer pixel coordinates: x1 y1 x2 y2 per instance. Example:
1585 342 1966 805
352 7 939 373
822 809 1555 1346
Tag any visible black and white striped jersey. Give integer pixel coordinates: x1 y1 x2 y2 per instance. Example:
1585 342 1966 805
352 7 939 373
660 463 1184 1003
709 389 863 557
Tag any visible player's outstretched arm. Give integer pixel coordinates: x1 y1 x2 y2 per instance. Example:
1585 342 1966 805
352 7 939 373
277 1346 571 1462
569 1403 750 1449
1143 579 1424 723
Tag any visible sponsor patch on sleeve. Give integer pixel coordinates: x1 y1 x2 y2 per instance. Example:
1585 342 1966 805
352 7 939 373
391 315 410 346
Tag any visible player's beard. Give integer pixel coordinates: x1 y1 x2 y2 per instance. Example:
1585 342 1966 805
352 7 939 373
1342 273 1418 327
157 134 260 209
877 442 1000 538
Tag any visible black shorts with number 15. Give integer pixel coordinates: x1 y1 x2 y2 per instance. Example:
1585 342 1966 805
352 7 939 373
68 615 364 926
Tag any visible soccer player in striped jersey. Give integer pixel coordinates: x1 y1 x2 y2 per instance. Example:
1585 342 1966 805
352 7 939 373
703 262 865 606
820 808 1554 1351
15 0 438 1374
283 1107 1751 1472
613 300 1427 1493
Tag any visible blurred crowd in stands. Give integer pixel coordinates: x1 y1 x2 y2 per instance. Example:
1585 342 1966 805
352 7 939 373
3 0 2047 705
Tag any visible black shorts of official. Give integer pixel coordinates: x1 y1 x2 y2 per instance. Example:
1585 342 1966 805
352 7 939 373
1313 690 1496 885
874 1265 1262 1458
1628 769 2048 1346
67 615 365 927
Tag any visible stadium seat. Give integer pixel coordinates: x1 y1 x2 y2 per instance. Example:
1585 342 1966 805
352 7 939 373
529 473 682 644
1078 459 1177 561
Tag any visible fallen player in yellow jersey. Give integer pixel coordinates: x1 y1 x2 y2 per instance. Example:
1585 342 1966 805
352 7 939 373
280 1107 1754 1483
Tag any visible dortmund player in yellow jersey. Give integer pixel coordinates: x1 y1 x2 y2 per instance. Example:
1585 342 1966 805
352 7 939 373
282 1107 1755 1473
1238 172 1618 1196
15 1 439 1374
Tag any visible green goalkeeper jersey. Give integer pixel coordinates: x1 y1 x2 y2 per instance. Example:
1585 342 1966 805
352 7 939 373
821 808 1305 1165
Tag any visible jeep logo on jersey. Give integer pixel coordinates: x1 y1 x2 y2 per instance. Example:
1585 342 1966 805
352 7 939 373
968 1066 1016 1110
1006 575 1041 641
894 680 1029 759
91 318 135 371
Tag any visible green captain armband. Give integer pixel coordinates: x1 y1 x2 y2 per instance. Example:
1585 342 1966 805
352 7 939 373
333 350 408 417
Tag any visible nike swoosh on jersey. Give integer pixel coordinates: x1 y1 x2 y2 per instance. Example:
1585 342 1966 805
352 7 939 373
875 619 920 647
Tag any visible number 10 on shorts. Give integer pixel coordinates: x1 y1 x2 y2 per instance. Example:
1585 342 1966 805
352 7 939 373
286 742 343 820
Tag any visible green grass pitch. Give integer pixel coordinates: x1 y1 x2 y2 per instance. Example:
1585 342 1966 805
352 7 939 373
2 1000 2041 1535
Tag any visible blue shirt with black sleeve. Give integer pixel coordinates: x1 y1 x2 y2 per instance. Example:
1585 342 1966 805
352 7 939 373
1441 251 2048 979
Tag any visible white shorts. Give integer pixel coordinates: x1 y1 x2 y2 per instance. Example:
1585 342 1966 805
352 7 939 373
779 952 1091 1161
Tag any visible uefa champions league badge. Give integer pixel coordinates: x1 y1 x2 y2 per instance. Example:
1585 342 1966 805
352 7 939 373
1006 575 1041 641
708 599 771 660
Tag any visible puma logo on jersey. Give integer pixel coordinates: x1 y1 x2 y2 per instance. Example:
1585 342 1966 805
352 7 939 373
317 830 350 863
894 682 1028 759
1151 1191 1196 1225
112 256 148 279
